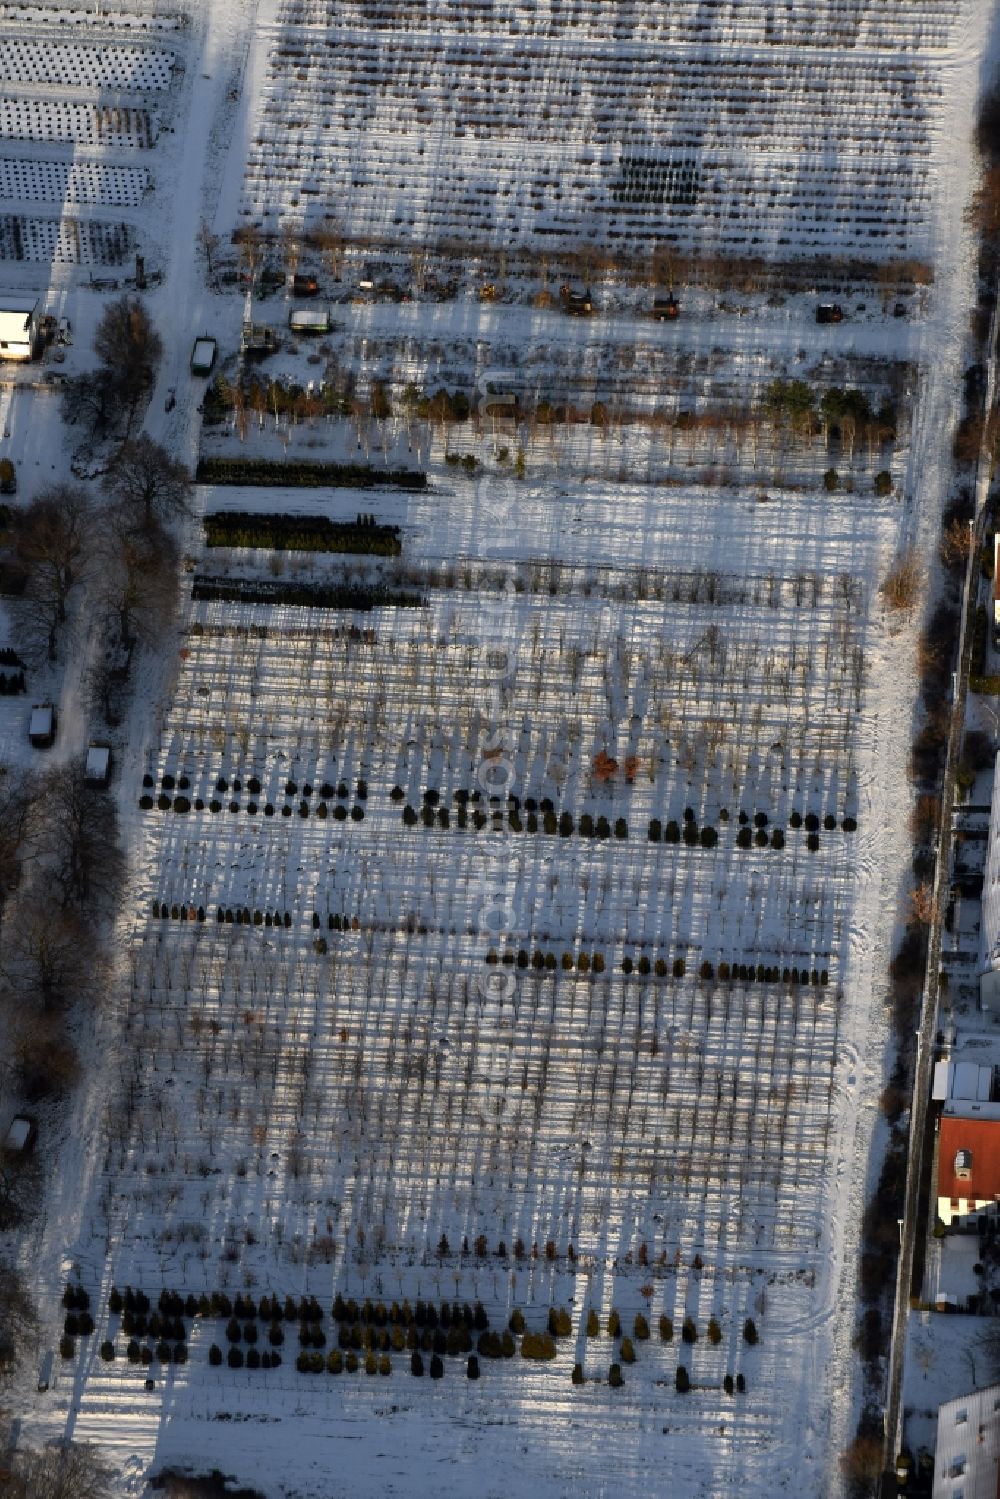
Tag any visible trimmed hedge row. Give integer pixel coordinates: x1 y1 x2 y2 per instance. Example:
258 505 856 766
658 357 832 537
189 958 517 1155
191 576 425 611
196 456 427 490
204 511 402 556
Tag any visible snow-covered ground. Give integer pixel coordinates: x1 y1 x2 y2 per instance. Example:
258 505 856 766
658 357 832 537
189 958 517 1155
0 0 995 1496
240 0 969 264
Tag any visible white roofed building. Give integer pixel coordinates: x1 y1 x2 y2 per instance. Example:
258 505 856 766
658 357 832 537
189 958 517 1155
0 295 38 361
933 1384 1000 1497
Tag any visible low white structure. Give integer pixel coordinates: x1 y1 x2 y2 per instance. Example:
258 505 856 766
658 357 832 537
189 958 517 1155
288 306 330 333
84 743 111 788
980 754 1000 1013
933 1059 1000 1107
0 294 38 361
933 1384 1000 1496
28 703 55 748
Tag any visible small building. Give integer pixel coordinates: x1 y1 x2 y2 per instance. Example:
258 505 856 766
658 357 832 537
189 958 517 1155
932 1383 1000 1497
937 1112 1000 1226
190 336 217 375
241 322 279 359
288 306 331 335
0 295 39 361
28 703 55 749
560 285 594 316
84 742 111 788
933 1058 1000 1109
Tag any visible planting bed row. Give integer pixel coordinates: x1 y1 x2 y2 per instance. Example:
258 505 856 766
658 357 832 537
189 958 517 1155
398 801 855 847
486 948 829 986
191 576 425 611
0 97 154 147
0 212 134 264
204 510 402 555
139 793 366 820
195 456 426 489
0 38 174 92
0 155 150 208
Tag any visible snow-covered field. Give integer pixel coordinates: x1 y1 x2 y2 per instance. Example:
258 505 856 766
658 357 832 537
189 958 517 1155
1 0 994 1495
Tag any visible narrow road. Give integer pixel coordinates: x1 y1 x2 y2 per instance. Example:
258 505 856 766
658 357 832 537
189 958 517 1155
882 290 999 1472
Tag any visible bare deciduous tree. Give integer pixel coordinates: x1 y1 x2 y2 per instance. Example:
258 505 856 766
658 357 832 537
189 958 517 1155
11 1009 81 1099
0 1266 36 1372
7 1440 113 1499
0 769 35 901
13 486 94 661
3 907 95 1012
233 223 264 285
198 216 220 275
280 222 302 280
103 434 191 531
312 219 344 279
94 297 162 427
99 512 179 648
36 768 123 912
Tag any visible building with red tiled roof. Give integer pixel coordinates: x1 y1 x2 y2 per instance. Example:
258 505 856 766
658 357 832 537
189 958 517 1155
938 1114 1000 1227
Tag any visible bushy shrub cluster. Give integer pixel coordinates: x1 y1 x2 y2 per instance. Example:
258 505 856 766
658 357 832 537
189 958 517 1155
151 900 206 922
520 1330 557 1360
402 800 584 839
619 952 689 979
715 962 828 986
215 906 294 928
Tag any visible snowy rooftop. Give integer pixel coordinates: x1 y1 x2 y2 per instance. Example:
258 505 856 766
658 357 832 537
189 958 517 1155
85 744 110 781
933 1059 1000 1105
933 1383 1000 1498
